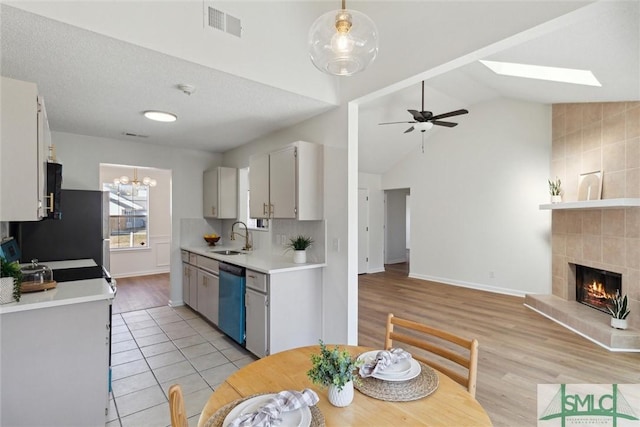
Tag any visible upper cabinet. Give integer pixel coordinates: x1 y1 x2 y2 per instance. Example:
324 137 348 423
203 167 237 219
249 141 323 220
0 77 50 221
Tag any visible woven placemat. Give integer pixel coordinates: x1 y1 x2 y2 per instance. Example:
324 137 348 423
203 393 325 427
354 361 439 402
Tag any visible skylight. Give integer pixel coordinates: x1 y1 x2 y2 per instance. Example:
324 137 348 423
479 60 601 87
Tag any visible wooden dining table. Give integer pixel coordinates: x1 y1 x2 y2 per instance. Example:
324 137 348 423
198 345 492 426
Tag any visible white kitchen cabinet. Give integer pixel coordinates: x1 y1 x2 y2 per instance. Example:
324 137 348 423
196 255 219 325
0 298 110 426
0 77 50 220
203 167 237 219
197 268 219 325
244 267 322 357
245 269 268 357
246 287 268 358
249 141 323 220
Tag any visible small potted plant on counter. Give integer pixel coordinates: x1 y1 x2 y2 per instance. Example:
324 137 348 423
286 235 313 264
0 256 23 304
548 177 562 203
608 291 630 330
307 340 361 407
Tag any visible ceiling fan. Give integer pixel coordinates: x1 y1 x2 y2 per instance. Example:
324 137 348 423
379 81 469 133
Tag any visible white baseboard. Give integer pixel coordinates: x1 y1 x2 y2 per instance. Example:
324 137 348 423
386 258 407 265
367 267 386 274
408 273 527 297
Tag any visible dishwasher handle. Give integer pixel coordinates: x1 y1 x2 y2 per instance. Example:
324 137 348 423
218 262 245 277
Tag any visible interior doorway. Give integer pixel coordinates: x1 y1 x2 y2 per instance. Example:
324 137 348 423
384 188 410 273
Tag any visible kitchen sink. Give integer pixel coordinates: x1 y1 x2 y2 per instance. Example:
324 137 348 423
211 250 242 255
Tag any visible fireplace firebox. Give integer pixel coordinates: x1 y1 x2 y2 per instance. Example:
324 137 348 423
575 265 622 314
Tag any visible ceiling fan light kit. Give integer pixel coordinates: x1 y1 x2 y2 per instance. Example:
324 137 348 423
379 81 469 135
308 0 378 76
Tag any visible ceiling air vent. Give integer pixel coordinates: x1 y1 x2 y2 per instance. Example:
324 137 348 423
122 132 149 138
204 4 242 38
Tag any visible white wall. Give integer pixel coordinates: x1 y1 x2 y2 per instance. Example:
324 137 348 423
358 173 385 273
51 131 222 305
383 98 552 296
99 164 172 278
223 106 351 344
385 188 410 264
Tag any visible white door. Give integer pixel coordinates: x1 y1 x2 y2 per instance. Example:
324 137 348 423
358 189 369 274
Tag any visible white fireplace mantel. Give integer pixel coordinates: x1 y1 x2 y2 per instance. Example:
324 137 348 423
539 198 640 210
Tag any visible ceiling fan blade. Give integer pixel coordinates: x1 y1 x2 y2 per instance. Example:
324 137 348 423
430 109 469 121
431 120 458 128
404 126 415 133
408 109 426 122
379 121 416 125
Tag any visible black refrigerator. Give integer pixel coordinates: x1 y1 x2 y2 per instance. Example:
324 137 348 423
12 189 110 270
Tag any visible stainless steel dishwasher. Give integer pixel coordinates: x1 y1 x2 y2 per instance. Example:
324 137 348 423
218 262 246 345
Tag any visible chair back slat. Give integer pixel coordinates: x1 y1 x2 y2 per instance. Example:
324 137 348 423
385 313 479 398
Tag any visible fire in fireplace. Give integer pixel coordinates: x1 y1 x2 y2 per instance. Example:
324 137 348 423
575 265 622 314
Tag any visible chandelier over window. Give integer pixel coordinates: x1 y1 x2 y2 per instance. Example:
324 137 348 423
308 0 378 76
113 168 157 187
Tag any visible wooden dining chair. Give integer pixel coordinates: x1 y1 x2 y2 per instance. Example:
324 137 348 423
384 313 479 398
169 384 188 427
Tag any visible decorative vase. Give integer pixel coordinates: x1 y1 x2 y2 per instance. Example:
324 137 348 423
293 250 307 264
0 277 16 304
551 195 562 204
611 318 628 330
327 381 354 407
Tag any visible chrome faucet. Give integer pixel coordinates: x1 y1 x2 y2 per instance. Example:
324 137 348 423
230 221 252 251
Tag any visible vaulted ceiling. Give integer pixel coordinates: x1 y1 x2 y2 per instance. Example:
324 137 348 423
1 1 638 174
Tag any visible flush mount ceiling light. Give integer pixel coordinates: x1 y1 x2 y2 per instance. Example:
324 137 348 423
308 0 378 76
143 110 177 122
113 168 157 187
479 60 602 87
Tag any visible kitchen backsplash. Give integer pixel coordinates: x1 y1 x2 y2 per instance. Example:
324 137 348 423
180 217 326 263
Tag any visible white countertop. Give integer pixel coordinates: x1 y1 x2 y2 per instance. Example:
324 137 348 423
0 278 114 315
182 245 326 274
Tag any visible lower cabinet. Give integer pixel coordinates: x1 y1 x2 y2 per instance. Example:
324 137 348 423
197 269 219 325
0 299 110 426
182 262 197 309
245 287 268 358
245 268 322 357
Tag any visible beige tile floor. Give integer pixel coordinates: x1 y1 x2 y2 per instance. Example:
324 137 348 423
106 305 257 427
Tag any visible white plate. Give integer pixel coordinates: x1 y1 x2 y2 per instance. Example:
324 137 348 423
373 358 421 382
357 350 412 377
222 394 312 427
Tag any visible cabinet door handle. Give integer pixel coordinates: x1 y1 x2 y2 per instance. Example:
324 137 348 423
269 204 274 217
248 274 256 279
263 203 268 216
212 206 216 216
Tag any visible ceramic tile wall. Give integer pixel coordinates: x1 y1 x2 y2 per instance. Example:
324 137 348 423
551 101 640 327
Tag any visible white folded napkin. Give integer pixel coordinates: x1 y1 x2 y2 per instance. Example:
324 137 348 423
228 389 319 427
358 348 412 378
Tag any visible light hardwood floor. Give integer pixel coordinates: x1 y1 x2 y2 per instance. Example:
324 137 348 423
112 273 169 314
358 264 640 427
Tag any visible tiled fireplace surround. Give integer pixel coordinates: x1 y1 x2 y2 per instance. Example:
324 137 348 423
525 101 640 350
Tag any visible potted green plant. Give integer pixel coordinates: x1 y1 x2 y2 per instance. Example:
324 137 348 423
548 177 562 203
307 340 361 407
608 292 630 330
1 256 23 304
285 235 313 264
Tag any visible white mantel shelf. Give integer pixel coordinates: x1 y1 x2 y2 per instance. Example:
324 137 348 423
539 198 640 210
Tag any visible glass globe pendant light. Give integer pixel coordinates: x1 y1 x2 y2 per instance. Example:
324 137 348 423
308 0 378 76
